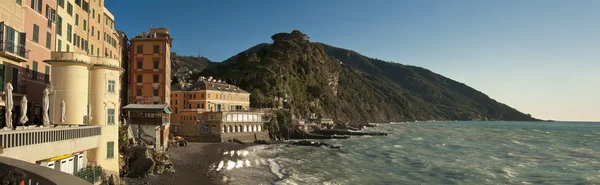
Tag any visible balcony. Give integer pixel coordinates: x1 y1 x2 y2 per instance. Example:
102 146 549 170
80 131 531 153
0 126 101 163
22 69 50 85
0 41 28 62
0 156 92 185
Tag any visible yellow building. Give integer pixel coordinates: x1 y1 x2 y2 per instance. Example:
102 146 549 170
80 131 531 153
44 1 123 174
1 0 28 109
170 77 268 142
128 27 173 105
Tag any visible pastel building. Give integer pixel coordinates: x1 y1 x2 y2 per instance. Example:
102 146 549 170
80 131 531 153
0 0 125 182
128 27 172 105
170 77 269 142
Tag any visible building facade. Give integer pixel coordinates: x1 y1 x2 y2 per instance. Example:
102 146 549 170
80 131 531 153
0 0 124 178
170 77 268 142
1 0 52 128
128 27 172 105
44 0 123 174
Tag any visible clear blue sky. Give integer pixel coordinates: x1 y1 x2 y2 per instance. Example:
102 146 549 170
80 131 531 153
106 0 600 122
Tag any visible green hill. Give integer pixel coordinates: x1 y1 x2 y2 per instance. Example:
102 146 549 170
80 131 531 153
192 30 537 127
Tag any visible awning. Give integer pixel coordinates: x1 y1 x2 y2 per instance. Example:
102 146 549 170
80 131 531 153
123 104 172 114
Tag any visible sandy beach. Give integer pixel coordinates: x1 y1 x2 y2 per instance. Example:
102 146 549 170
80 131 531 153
124 142 251 185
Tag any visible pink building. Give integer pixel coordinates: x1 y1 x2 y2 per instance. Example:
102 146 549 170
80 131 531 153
21 0 54 125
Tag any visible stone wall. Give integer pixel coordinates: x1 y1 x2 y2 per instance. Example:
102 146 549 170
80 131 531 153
220 132 269 143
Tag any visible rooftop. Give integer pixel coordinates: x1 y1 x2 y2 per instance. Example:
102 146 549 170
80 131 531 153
172 77 250 94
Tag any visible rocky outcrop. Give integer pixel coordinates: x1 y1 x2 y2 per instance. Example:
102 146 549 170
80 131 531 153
123 147 174 178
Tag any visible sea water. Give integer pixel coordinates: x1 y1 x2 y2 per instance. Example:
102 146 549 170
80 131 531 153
215 121 600 185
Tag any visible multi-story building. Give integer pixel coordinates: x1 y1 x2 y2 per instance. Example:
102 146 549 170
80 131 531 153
0 0 124 181
170 77 269 142
1 0 28 113
0 0 52 127
128 27 172 105
44 0 123 174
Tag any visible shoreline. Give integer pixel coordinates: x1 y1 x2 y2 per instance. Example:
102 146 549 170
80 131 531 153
123 142 254 185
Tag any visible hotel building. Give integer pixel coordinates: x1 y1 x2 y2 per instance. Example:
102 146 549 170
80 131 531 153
170 77 269 142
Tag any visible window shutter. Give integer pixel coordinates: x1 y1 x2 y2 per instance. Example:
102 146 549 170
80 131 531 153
38 0 43 13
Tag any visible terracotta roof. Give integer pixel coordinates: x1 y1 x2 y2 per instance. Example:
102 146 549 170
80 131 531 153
172 79 250 94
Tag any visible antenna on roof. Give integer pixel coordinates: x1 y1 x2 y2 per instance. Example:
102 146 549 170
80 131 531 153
198 45 201 58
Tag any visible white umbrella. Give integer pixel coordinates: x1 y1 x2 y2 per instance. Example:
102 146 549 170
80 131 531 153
87 103 92 124
42 88 50 127
61 100 66 123
4 83 13 129
20 96 28 125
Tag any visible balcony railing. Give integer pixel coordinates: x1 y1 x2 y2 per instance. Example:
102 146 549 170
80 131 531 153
0 126 101 149
22 69 50 85
0 156 92 185
0 41 28 59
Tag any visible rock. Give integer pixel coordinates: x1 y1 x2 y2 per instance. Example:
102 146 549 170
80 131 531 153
253 140 269 145
232 139 244 144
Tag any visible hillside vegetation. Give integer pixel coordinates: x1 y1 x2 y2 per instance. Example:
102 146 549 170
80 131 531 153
192 30 538 127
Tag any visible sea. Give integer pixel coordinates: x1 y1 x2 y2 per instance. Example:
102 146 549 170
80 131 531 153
213 121 600 185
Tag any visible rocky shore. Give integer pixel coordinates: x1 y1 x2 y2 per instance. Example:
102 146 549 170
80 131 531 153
123 143 250 185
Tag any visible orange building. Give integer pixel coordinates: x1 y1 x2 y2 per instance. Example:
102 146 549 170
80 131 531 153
128 27 172 105
169 77 269 142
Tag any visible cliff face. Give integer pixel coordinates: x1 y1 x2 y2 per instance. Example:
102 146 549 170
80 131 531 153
190 30 537 126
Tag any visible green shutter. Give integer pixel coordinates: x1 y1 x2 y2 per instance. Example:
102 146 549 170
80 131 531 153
46 32 51 49
32 24 39 43
107 142 114 158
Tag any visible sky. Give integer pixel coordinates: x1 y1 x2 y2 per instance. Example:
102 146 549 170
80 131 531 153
105 0 600 122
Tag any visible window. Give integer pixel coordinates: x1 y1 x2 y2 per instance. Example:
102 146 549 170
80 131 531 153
153 61 159 69
33 61 38 71
136 89 142 96
57 39 62 51
137 45 142 54
67 3 73 15
92 9 95 18
208 94 210 98
97 13 101 24
153 89 158 96
56 16 63 36
153 45 159 54
32 24 39 43
108 80 115 93
83 20 86 31
106 142 114 158
16 0 22 5
66 45 70 52
107 109 115 125
153 75 159 83
82 1 89 12
201 104 205 109
91 26 94 36
137 61 142 69
30 0 42 13
66 24 72 42
75 14 79 26
58 0 64 8
75 0 81 6
202 93 205 98
153 102 158 105
194 94 196 99
45 32 51 49
45 66 50 74
136 75 142 83
91 44 94 55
